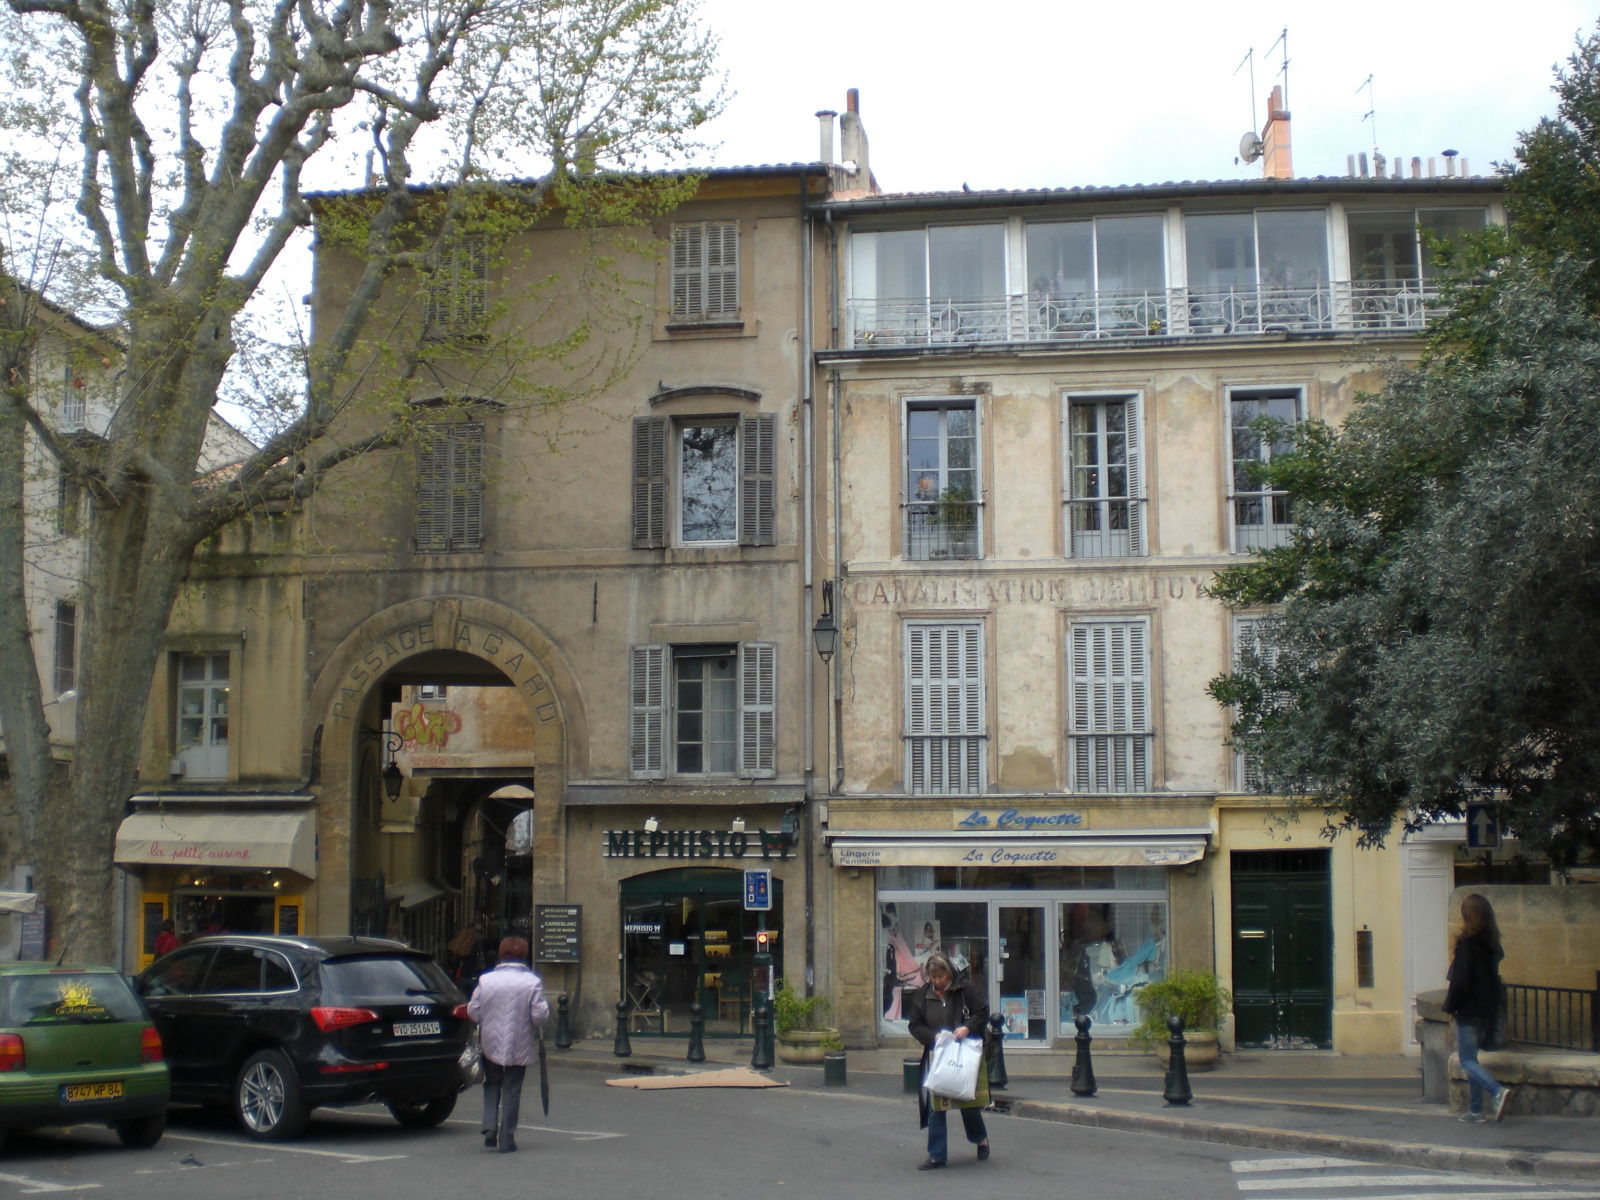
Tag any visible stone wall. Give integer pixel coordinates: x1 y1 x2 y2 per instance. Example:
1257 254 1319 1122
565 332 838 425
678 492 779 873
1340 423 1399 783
1448 885 1600 991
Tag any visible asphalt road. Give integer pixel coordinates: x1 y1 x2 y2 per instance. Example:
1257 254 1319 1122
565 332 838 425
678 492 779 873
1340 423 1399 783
4 1066 1596 1200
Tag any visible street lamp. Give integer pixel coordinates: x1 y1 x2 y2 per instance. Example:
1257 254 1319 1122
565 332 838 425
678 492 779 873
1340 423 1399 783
811 580 838 664
361 728 406 802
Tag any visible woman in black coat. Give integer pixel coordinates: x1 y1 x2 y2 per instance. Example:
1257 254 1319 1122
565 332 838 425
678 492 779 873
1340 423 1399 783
905 950 991 1170
1442 893 1511 1122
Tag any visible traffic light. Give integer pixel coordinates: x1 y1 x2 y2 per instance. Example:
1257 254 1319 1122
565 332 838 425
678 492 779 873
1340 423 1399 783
755 929 770 952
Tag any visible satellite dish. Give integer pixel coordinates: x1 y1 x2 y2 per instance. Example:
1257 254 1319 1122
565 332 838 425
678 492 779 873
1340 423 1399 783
1238 131 1264 164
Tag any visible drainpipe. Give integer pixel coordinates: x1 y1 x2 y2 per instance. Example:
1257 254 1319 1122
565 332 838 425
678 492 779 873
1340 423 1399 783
799 169 817 995
825 209 844 794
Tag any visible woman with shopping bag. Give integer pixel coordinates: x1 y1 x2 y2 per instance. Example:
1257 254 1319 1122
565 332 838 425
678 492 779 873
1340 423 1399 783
906 951 992 1170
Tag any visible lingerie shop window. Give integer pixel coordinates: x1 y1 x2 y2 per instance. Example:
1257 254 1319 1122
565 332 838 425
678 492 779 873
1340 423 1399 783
878 900 988 1033
1059 901 1168 1031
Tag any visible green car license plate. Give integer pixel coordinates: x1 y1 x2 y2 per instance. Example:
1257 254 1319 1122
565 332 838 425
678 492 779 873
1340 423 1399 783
392 1020 440 1036
62 1080 124 1102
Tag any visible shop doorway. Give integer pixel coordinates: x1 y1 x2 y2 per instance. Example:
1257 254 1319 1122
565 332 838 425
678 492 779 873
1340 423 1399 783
1230 848 1332 1048
621 868 784 1038
993 905 1049 1045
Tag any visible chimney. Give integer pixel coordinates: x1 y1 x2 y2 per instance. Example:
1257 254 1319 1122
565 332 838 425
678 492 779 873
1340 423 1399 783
838 88 874 193
816 110 837 164
1260 85 1293 180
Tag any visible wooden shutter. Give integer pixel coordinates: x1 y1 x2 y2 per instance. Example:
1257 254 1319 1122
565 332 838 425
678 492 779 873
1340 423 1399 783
738 412 776 546
448 423 484 551
632 416 667 548
629 644 666 778
905 622 984 793
1125 393 1146 556
671 224 704 319
415 429 450 551
738 642 776 778
706 221 740 318
1069 619 1150 791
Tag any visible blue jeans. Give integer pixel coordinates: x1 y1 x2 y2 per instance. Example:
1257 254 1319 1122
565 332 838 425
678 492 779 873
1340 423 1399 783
482 1061 526 1148
1456 1019 1502 1115
927 1105 988 1163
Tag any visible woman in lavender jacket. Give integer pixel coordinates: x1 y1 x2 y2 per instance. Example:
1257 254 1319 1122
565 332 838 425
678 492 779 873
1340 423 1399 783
467 936 550 1153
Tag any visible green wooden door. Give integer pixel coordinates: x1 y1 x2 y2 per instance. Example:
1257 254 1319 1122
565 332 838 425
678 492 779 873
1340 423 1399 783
1230 850 1332 1048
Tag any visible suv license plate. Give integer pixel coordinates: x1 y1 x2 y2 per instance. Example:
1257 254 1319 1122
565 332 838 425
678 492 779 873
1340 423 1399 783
63 1081 124 1102
393 1021 441 1037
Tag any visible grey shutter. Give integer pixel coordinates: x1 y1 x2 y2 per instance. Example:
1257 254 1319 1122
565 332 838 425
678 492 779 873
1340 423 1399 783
1070 620 1150 792
632 416 667 548
415 431 449 551
738 412 776 546
738 642 776 778
449 423 485 551
905 622 983 794
671 224 703 319
629 644 666 779
1126 393 1146 556
706 221 740 318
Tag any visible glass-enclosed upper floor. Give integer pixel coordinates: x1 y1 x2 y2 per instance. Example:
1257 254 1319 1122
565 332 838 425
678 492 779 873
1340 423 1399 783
842 200 1492 348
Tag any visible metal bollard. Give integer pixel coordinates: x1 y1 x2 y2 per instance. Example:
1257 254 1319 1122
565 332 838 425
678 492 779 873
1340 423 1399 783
1162 1014 1193 1105
1071 1013 1097 1096
555 993 572 1049
750 995 774 1070
687 1001 706 1063
986 1012 1008 1090
613 998 633 1058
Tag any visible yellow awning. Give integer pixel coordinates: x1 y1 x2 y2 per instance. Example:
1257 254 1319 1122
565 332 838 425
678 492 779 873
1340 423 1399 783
115 811 317 878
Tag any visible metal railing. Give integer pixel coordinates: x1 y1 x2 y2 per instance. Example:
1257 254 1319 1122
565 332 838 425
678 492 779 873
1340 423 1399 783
904 500 980 560
1504 971 1600 1052
847 281 1441 349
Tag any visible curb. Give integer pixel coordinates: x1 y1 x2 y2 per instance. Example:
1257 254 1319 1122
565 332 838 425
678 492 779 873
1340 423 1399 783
1006 1097 1600 1183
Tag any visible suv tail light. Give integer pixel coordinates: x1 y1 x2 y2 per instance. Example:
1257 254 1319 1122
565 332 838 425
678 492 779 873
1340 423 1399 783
452 1003 471 1021
140 1025 164 1064
0 1033 23 1072
311 1006 380 1033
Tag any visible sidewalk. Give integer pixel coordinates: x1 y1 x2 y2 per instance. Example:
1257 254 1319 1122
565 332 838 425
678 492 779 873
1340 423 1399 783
551 1037 1600 1183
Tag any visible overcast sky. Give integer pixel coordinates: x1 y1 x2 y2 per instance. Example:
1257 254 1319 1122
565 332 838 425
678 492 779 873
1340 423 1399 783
692 1 1596 192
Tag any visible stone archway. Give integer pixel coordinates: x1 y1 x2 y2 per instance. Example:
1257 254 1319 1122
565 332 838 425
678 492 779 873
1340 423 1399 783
306 595 586 934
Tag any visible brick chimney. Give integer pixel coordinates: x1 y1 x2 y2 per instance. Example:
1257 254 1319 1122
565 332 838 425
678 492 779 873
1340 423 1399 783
1260 85 1293 180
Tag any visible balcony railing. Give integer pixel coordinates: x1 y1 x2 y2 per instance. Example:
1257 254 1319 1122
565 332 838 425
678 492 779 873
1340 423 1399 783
848 281 1439 349
905 500 980 561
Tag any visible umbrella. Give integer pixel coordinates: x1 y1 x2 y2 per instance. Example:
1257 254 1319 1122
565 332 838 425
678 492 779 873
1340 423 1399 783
537 1030 549 1116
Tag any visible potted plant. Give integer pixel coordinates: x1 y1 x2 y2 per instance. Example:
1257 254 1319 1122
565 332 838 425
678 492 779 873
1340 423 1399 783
772 979 837 1065
1128 968 1232 1070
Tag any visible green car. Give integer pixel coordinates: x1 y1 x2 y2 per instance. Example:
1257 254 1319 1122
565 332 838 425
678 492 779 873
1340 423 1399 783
0 963 170 1152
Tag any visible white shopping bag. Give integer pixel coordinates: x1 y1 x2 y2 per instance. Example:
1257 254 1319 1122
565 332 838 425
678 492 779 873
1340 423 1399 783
922 1032 984 1101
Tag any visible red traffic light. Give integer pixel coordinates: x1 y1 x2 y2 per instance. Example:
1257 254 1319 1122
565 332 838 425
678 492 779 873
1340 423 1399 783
755 930 769 948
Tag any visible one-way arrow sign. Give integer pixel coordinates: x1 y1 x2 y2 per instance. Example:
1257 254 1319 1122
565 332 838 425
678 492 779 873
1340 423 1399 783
1465 802 1501 849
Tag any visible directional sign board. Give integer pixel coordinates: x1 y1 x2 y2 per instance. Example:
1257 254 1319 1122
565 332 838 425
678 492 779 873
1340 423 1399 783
743 868 772 911
1465 803 1501 850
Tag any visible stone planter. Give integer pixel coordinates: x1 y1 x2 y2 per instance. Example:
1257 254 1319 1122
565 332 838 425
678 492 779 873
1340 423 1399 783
775 1028 836 1064
1155 1030 1220 1071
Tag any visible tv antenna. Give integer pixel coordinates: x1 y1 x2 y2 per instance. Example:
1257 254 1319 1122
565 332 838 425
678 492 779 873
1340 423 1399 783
1234 28 1289 167
1357 74 1379 163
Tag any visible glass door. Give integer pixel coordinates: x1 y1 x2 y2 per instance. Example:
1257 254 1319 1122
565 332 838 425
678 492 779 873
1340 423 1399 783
992 904 1051 1046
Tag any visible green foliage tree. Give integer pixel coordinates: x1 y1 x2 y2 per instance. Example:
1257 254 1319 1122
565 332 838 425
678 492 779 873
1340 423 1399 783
0 0 724 963
1206 28 1600 868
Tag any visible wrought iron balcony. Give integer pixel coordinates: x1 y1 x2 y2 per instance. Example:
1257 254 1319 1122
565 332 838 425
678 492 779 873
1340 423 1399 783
847 281 1440 350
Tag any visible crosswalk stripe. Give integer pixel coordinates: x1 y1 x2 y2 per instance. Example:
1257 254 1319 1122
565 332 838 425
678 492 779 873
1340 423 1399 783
1239 1174 1551 1191
1232 1157 1382 1173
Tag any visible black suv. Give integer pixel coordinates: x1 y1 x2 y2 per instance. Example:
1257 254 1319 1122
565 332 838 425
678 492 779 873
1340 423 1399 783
135 935 469 1139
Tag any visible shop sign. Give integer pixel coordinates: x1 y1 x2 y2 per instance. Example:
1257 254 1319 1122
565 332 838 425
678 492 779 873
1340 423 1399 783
603 828 794 860
536 904 582 964
953 808 1086 831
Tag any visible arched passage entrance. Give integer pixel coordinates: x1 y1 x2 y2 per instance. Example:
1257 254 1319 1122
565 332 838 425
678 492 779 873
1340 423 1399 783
307 596 582 964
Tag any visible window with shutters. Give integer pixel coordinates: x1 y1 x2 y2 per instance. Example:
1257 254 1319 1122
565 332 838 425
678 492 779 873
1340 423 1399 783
1065 392 1145 558
904 621 986 795
632 412 775 549
1232 615 1283 790
905 399 980 561
629 642 776 779
415 422 485 552
1228 386 1301 552
53 601 76 696
670 221 740 324
422 237 488 340
1067 618 1152 793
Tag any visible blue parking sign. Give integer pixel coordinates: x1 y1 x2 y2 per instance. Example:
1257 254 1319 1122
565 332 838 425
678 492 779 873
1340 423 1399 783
744 869 772 911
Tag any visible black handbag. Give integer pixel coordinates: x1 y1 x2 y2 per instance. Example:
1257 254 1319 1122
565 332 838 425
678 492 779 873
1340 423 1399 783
1481 981 1508 1051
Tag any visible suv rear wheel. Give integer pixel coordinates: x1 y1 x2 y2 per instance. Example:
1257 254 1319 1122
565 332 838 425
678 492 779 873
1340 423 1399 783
387 1092 458 1128
236 1049 308 1139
